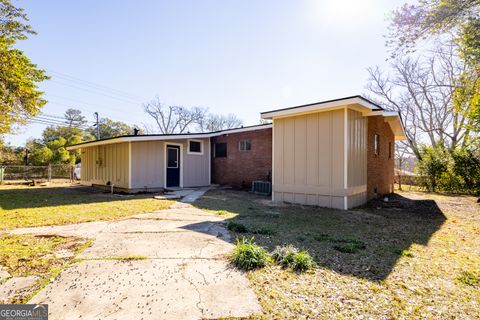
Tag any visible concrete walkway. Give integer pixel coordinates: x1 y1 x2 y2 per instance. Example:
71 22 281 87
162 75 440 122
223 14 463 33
13 205 261 319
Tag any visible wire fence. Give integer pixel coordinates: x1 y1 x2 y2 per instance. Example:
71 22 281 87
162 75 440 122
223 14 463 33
0 164 75 183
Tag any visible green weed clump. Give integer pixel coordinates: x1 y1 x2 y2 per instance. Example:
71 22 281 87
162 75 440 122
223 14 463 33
458 270 480 286
272 245 298 267
272 245 315 272
252 226 276 236
227 221 248 233
232 237 271 270
291 250 316 272
314 233 367 253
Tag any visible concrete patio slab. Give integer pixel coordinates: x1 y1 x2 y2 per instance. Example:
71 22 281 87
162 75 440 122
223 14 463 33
11 221 110 238
0 276 38 303
78 228 231 259
13 203 261 319
30 259 260 320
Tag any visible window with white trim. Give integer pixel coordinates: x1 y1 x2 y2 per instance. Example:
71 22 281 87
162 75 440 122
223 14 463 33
188 140 203 154
239 140 251 152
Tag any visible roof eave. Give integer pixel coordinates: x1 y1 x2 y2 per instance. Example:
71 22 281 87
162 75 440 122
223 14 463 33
261 96 381 120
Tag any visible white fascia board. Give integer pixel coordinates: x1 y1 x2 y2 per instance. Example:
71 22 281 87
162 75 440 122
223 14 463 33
261 97 378 119
66 124 273 150
66 134 211 150
209 124 272 136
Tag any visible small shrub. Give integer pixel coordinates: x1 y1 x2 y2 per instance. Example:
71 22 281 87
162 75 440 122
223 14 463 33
227 221 248 233
252 226 276 236
458 270 480 286
272 245 298 267
291 250 316 272
216 210 228 216
231 237 271 270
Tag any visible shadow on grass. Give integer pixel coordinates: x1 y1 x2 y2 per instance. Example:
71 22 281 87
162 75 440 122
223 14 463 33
189 189 446 281
0 186 152 210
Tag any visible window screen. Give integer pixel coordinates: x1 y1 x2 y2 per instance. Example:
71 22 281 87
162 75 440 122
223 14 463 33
215 143 227 158
189 140 202 153
239 140 251 152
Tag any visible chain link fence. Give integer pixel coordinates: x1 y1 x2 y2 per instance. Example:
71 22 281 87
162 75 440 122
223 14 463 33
0 164 75 184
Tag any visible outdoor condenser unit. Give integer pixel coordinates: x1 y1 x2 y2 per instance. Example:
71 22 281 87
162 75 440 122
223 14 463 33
251 181 272 195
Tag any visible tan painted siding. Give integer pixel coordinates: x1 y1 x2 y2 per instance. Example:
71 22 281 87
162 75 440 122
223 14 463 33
80 142 129 188
183 139 210 187
130 138 210 190
272 108 370 209
130 141 164 190
272 109 345 209
347 109 368 208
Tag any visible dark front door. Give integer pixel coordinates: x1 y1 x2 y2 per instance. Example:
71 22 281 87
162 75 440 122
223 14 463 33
166 145 180 187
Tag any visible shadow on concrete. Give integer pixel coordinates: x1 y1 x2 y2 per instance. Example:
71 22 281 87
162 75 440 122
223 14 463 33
189 189 446 281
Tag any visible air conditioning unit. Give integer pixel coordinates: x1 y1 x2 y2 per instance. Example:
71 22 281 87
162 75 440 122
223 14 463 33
251 181 272 195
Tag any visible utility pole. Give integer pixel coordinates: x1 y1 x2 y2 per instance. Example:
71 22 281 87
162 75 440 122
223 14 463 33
94 112 100 140
24 148 29 166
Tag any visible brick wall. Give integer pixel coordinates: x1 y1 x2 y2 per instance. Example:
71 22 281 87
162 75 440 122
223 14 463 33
367 116 395 199
211 128 272 188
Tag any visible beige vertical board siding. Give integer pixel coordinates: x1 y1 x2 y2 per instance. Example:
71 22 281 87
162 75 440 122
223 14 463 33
273 119 284 201
182 138 210 187
129 138 210 190
130 141 164 190
272 109 345 209
80 143 129 188
346 109 368 208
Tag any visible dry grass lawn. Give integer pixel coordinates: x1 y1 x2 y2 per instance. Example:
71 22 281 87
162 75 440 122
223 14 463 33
0 184 172 302
194 189 480 319
0 184 173 230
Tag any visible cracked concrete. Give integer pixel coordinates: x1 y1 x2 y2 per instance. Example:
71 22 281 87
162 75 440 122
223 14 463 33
0 276 38 303
14 205 261 319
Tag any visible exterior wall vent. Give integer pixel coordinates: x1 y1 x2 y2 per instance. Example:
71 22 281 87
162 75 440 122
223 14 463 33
251 180 272 195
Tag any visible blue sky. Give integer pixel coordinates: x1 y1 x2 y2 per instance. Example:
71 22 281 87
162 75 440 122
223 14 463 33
7 0 405 146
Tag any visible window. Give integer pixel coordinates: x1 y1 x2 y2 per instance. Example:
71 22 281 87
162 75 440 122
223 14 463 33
374 134 380 156
188 140 203 154
214 143 227 158
388 142 392 159
167 147 179 168
239 140 251 152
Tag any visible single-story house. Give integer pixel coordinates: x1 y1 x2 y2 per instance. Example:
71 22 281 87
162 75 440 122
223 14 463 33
67 95 405 209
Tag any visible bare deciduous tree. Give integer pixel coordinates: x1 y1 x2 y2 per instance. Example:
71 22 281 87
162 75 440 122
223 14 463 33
143 96 207 134
366 42 478 160
197 113 243 132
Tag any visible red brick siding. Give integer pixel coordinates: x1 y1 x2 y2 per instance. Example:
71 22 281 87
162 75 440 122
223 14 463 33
367 116 395 199
211 128 272 188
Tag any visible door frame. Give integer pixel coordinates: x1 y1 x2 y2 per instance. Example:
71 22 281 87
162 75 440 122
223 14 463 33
164 142 183 188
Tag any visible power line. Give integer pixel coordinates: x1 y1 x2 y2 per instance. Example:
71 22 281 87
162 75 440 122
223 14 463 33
48 70 147 101
27 114 92 130
46 95 143 119
39 113 96 125
50 79 142 105
28 119 91 131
